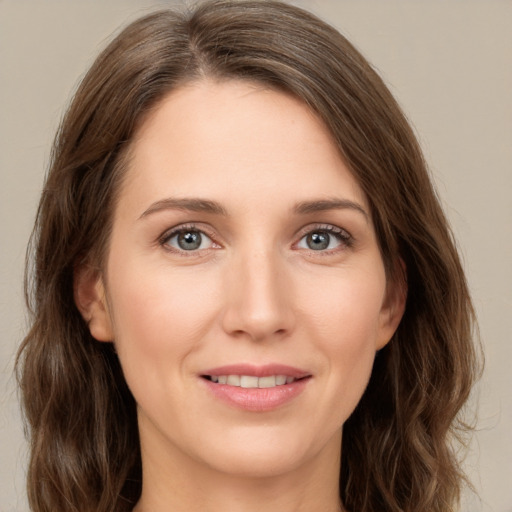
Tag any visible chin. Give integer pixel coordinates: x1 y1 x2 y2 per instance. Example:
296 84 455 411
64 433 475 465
195 424 341 479
207 446 308 479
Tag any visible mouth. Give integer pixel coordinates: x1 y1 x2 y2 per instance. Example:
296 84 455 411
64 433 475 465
201 374 307 388
199 364 311 411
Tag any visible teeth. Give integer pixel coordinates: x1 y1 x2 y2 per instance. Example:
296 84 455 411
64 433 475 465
258 376 276 388
227 375 240 386
240 376 259 388
208 374 296 388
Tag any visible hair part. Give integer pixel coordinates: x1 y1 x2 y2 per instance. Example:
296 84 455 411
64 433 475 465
17 2 480 511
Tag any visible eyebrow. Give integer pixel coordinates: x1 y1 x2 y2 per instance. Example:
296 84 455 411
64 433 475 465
139 197 228 218
139 196 368 220
293 198 369 220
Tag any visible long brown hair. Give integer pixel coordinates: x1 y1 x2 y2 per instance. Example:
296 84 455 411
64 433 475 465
17 1 480 511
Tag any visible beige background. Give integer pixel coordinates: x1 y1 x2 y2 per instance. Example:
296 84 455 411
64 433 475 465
1 1 511 510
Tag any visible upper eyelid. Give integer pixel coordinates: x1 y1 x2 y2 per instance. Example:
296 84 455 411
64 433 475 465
159 222 217 241
295 223 352 239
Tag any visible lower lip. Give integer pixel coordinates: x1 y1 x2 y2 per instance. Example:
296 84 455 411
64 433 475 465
201 378 310 412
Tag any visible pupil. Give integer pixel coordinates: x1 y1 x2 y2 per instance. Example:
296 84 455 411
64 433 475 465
178 231 201 250
307 232 329 250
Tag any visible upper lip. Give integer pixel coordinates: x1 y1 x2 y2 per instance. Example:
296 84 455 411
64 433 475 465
200 364 311 379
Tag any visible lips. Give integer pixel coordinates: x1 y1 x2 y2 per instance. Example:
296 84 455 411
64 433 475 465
200 364 311 411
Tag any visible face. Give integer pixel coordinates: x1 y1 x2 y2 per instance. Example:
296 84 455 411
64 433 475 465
78 80 404 480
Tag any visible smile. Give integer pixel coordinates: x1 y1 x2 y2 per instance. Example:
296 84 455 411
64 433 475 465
203 375 298 388
200 365 311 411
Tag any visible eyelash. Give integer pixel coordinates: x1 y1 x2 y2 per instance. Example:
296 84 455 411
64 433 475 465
294 224 354 254
159 223 219 256
158 223 354 256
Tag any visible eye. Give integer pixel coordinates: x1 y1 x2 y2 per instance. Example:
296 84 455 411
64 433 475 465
162 227 216 252
296 226 352 252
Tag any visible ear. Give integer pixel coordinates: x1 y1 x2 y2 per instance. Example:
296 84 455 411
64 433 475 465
376 261 407 350
74 264 113 342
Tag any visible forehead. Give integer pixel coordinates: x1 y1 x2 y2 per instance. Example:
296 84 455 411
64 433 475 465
119 79 368 214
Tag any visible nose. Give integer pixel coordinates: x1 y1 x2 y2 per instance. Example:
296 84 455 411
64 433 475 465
221 248 296 342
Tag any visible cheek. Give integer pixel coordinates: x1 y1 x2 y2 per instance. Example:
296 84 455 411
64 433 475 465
299 267 386 413
106 261 222 379
303 265 386 346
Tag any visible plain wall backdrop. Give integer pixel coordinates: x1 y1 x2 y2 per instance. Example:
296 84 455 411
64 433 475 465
1 1 511 510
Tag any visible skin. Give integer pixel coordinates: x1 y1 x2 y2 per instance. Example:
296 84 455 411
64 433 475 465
76 80 405 512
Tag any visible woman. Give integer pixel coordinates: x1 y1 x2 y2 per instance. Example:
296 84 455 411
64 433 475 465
17 1 479 511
